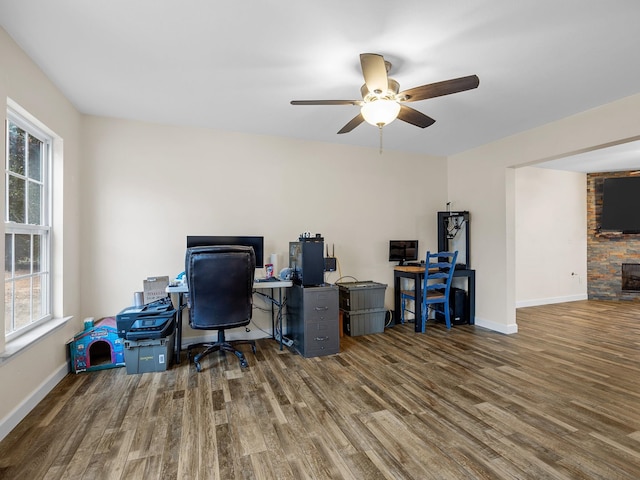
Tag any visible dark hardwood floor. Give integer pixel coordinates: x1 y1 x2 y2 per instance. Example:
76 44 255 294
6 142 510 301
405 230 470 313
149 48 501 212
1 300 640 479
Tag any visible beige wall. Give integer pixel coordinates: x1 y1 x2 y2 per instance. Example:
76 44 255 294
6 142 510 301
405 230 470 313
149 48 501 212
515 167 587 306
80 117 448 340
448 92 640 332
0 28 82 436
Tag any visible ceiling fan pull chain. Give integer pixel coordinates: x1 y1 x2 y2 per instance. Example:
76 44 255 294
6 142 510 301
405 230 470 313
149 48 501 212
379 125 384 154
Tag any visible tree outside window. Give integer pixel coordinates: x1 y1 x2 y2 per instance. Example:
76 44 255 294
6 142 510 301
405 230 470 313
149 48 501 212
5 116 51 338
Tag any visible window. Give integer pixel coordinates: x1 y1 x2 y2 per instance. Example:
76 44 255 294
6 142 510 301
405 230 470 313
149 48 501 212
4 109 52 340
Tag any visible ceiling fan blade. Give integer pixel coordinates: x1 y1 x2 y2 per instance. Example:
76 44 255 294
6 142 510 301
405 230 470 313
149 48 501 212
398 75 479 102
291 100 361 106
360 53 388 95
397 105 436 128
337 113 365 134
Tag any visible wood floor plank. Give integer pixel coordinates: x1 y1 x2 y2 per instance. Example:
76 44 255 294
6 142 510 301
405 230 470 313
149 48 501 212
177 387 200 479
3 299 640 479
157 389 183 479
196 372 219 480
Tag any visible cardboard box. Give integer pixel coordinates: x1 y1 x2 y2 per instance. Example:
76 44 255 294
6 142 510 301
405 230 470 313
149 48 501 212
143 276 170 304
123 330 174 374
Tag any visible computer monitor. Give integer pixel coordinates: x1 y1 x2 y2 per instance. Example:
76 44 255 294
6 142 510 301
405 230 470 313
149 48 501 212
388 240 418 266
186 235 265 268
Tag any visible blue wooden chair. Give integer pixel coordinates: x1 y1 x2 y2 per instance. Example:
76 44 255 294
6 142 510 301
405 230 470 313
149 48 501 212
400 251 458 327
400 289 415 323
400 285 419 323
420 251 458 330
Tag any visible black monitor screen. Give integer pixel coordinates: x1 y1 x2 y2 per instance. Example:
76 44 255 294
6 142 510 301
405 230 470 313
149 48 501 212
389 240 418 265
601 177 640 233
187 235 265 268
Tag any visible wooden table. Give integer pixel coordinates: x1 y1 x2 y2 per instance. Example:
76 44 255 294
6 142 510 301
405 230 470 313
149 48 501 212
393 265 476 332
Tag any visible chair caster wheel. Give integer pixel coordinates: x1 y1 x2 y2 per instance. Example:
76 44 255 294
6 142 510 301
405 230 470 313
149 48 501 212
240 360 248 368
195 362 202 372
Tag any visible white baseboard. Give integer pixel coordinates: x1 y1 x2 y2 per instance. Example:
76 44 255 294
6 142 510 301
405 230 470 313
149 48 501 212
516 293 588 308
474 317 519 334
0 362 69 442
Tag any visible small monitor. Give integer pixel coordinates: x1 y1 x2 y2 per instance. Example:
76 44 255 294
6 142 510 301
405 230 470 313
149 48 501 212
389 240 418 266
187 235 265 268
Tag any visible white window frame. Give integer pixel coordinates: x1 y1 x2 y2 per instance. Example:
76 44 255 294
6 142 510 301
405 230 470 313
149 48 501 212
5 107 53 341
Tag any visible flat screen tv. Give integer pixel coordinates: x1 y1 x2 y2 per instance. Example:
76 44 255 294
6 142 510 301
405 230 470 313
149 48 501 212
389 240 418 265
186 235 264 268
601 177 640 233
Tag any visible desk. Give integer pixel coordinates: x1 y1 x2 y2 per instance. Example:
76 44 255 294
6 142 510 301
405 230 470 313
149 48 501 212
393 266 475 333
252 280 292 350
166 279 292 364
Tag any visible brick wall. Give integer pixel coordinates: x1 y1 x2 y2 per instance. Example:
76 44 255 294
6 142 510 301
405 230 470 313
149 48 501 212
587 171 640 300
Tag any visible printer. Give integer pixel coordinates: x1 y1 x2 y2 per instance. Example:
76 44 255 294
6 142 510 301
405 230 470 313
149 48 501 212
116 297 176 340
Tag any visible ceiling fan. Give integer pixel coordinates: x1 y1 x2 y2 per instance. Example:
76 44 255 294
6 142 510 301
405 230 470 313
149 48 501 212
291 53 479 134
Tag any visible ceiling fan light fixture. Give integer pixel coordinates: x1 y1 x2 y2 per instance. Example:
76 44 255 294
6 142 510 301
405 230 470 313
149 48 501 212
361 99 401 127
291 53 479 136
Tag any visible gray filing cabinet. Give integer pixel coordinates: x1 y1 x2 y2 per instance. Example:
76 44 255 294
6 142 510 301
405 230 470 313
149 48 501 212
287 284 339 357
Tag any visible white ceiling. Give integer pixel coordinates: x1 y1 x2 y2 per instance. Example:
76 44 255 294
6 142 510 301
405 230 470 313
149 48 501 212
1 0 640 171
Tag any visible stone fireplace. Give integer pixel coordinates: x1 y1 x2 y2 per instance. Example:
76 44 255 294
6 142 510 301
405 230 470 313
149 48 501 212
587 171 640 301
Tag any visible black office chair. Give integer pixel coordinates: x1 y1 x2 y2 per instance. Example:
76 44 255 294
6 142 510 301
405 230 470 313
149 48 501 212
185 245 256 372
